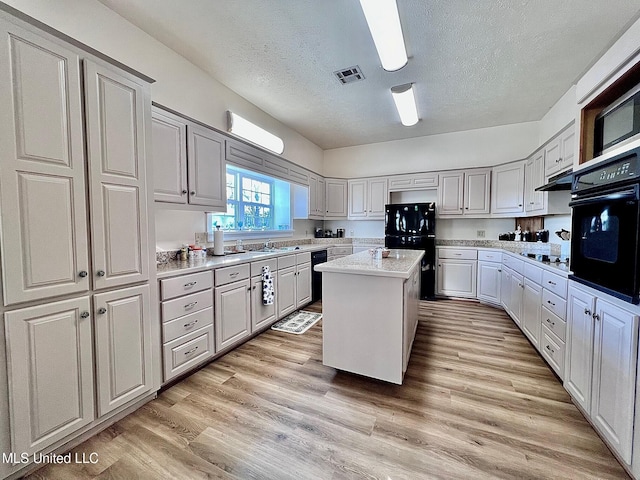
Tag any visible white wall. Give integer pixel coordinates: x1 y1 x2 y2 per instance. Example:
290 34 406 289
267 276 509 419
4 0 324 174
539 86 577 145
437 218 514 240
324 220 385 239
155 210 205 251
323 122 540 178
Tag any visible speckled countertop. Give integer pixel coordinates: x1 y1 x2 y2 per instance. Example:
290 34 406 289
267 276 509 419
314 249 424 279
436 239 561 255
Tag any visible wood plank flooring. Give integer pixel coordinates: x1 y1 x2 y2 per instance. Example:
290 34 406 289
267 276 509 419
25 300 630 479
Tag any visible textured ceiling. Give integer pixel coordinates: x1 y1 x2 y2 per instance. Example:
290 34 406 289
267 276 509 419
98 0 640 150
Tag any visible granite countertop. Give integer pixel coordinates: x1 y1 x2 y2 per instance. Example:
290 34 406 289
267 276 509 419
314 249 424 279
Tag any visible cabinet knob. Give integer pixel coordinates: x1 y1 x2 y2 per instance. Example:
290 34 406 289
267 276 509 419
190 191 196 195
247 287 251 291
98 307 107 314
465 207 469 210
497 269 502 272
593 313 600 321
78 271 88 278
252 286 256 290
97 270 105 277
584 308 591 315
518 204 522 207
182 190 187 194
80 311 90 319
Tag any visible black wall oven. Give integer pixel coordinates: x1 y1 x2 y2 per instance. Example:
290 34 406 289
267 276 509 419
569 146 640 303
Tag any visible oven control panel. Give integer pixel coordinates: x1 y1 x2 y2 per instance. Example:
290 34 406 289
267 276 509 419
573 148 640 193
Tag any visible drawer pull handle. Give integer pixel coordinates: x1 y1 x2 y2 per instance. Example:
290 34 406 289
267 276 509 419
593 313 600 321
546 318 555 326
230 272 239 277
497 269 502 272
183 319 199 328
545 345 555 354
454 253 462 256
184 301 198 309
584 308 591 315
184 346 199 356
184 281 198 287
547 280 556 286
547 300 555 306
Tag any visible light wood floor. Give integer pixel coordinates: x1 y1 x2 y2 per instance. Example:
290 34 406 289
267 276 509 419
26 300 630 479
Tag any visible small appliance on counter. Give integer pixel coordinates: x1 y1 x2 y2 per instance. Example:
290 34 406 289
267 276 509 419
336 228 345 238
324 229 333 238
314 227 324 238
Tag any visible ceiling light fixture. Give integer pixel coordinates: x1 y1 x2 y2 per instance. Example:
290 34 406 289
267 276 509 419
391 84 419 126
227 111 284 154
359 0 408 72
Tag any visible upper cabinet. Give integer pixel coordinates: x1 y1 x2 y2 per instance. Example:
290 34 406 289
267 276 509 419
545 124 575 177
348 177 387 220
308 174 325 220
152 107 226 211
491 161 525 215
325 178 348 218
388 172 438 191
438 169 490 217
524 149 545 214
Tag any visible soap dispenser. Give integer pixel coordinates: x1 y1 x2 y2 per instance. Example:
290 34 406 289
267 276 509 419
514 224 522 242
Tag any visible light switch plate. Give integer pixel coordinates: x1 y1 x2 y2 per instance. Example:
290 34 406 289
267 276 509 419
195 232 208 244
477 230 485 238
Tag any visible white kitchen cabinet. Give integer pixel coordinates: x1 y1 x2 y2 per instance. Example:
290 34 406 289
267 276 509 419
85 60 150 291
325 178 348 218
403 266 420 372
277 266 297 318
348 177 387 219
438 169 490 217
506 269 524 326
477 251 502 306
0 22 90 305
564 282 639 464
187 123 226 210
388 172 438 191
215 279 251 351
524 149 545 213
93 285 153 417
436 249 477 299
251 274 278 331
5 297 94 456
296 261 312 308
521 279 542 347
545 124 575 177
308 174 326 219
500 267 511 311
151 108 188 203
438 172 464 215
491 161 525 215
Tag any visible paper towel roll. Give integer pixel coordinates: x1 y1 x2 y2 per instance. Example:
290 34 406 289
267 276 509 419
213 228 224 256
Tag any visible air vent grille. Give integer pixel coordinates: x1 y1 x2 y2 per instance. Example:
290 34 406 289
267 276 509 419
334 65 365 85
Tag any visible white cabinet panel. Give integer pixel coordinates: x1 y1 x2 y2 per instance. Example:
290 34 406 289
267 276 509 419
437 259 477 298
438 172 464 215
464 169 491 215
477 261 501 305
348 179 367 218
296 262 312 308
152 108 187 203
187 123 226 209
84 60 149 290
277 266 297 318
215 279 251 351
522 279 542 347
5 297 94 455
524 150 545 213
0 23 89 305
325 178 348 218
368 178 388 218
251 275 278 331
491 161 525 215
94 285 153 416
508 270 524 326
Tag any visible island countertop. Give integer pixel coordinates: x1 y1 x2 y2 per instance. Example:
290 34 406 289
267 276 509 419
314 249 424 279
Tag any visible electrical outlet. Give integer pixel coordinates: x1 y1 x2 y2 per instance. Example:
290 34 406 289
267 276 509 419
477 230 486 238
350 230 354 236
194 232 208 244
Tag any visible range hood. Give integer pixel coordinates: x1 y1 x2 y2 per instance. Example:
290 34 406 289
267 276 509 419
535 168 573 191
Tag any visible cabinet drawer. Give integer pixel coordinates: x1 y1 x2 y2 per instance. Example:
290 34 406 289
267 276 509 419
277 254 296 270
160 270 213 300
542 271 567 298
329 246 352 256
478 250 501 263
163 306 214 343
215 264 250 286
296 252 311 264
388 172 438 190
162 289 213 322
540 325 564 379
250 258 278 277
437 248 477 260
542 289 566 320
502 255 524 275
541 305 566 342
163 324 214 381
524 263 543 284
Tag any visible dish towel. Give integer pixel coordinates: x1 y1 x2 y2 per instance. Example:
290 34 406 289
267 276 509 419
262 265 274 305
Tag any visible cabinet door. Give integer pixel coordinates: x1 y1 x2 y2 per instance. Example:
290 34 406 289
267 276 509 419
187 123 226 209
5 297 94 455
438 172 464 216
508 272 524 325
0 22 90 305
590 299 639 463
84 60 150 290
277 266 297 318
464 170 490 215
215 279 251 351
317 177 326 216
348 179 368 218
524 150 545 213
564 285 596 412
477 261 501 304
94 285 153 417
491 162 525 215
296 262 312 308
544 137 562 176
251 275 277 331
325 179 348 217
500 267 511 311
437 259 477 298
151 108 187 203
521 279 542 347
308 175 318 216
368 178 388 218
559 127 575 171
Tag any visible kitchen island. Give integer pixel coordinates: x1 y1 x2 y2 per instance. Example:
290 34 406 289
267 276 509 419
315 249 423 384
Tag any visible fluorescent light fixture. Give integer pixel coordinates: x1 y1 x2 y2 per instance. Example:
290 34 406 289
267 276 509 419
227 111 284 154
391 84 419 126
359 0 408 71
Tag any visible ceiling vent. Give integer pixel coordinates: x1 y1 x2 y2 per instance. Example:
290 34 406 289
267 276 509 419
334 65 365 85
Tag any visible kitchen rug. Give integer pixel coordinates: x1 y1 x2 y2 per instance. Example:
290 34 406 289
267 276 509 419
271 311 322 335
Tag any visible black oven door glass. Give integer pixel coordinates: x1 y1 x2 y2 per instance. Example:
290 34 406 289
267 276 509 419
570 190 640 301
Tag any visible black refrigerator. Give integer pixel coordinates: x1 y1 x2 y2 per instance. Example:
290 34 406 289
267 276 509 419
384 202 436 300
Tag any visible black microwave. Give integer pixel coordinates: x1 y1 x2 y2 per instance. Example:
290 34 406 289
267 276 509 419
594 84 640 157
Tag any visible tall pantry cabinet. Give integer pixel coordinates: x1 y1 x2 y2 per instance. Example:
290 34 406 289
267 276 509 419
0 10 159 477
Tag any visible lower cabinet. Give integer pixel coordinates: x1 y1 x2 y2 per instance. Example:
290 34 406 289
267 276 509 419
296 261 312 308
521 279 541 347
93 285 153 416
437 259 477 297
507 270 524 326
5 297 95 456
277 253 312 317
215 278 251 351
403 266 420 372
565 282 639 464
477 260 501 305
251 274 278 331
277 266 297 318
500 267 511 311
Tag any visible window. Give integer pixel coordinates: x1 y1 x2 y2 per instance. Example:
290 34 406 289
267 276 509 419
208 165 291 236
